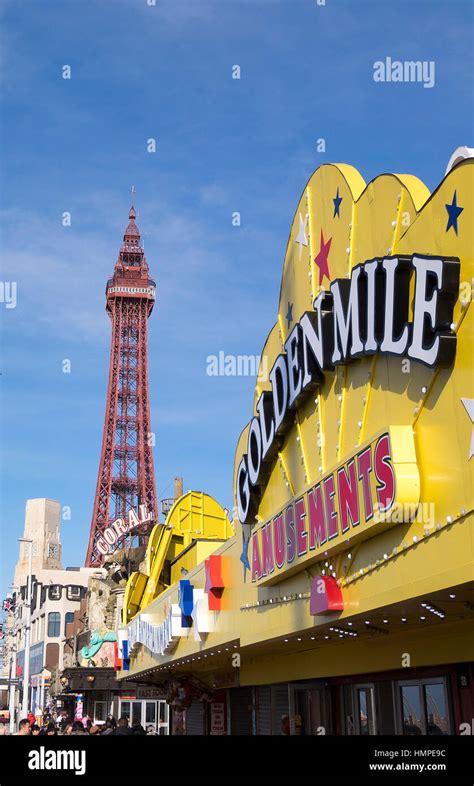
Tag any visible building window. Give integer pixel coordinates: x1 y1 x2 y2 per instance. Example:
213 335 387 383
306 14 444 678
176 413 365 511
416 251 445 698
66 585 81 601
31 642 45 676
48 585 62 601
64 612 74 636
31 582 38 614
47 612 61 637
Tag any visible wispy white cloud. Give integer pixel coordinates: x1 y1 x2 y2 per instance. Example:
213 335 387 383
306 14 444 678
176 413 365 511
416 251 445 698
199 183 229 205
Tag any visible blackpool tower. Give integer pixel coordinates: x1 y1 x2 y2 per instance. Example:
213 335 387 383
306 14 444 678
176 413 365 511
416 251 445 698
85 207 159 567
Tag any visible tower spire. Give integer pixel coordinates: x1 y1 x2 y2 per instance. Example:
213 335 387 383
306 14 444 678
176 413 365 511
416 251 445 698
124 205 139 238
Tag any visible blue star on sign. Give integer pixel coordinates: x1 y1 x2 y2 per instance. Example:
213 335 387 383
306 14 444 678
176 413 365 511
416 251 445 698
240 536 250 580
445 191 463 235
286 302 293 329
333 187 342 218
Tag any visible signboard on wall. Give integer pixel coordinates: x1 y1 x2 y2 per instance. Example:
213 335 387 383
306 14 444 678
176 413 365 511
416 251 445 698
136 686 167 699
94 504 153 559
210 702 226 735
235 255 459 528
233 158 472 589
250 426 420 585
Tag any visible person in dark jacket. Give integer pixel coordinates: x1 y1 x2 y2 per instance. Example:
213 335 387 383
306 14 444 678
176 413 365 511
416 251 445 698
113 717 132 736
131 719 146 735
71 720 88 736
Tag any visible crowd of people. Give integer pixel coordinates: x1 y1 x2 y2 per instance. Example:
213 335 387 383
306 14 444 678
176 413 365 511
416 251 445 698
15 710 160 736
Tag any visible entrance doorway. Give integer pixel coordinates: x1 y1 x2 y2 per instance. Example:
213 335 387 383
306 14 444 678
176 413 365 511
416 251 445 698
288 683 327 735
119 699 169 734
396 677 451 735
356 685 376 735
343 683 377 735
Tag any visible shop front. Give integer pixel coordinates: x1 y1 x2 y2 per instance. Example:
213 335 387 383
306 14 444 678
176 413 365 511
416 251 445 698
117 157 474 737
247 661 473 737
59 667 169 731
117 684 169 733
226 662 471 737
253 681 327 736
331 662 474 737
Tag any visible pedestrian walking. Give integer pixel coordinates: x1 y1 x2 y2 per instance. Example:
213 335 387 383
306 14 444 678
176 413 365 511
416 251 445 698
15 719 31 736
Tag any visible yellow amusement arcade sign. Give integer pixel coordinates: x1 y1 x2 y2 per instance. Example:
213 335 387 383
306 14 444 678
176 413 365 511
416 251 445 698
233 159 473 585
250 426 420 585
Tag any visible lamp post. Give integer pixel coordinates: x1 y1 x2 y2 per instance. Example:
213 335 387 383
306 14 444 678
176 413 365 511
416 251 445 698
5 584 18 734
7 640 17 735
39 666 49 718
19 538 33 720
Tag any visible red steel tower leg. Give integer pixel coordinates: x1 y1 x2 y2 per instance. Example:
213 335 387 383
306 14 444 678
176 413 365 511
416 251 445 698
85 207 158 567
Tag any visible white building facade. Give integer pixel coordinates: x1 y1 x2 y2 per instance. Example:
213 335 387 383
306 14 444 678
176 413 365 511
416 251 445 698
3 499 103 718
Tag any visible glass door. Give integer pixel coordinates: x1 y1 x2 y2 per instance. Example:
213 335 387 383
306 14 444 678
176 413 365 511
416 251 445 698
119 699 170 734
118 700 143 727
308 688 326 735
399 683 423 734
119 700 131 722
424 681 450 734
293 689 309 734
131 701 142 727
145 701 156 731
397 677 451 735
355 685 376 735
343 685 355 735
158 701 169 735
288 684 327 735
93 701 108 724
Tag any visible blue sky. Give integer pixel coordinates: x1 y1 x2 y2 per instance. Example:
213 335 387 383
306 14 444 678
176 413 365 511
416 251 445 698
1 0 473 604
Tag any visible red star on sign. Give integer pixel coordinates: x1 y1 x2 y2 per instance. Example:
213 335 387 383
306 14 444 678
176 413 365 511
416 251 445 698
314 228 332 285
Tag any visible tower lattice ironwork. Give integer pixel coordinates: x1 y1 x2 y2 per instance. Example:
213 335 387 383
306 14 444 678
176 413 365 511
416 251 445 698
85 207 158 567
